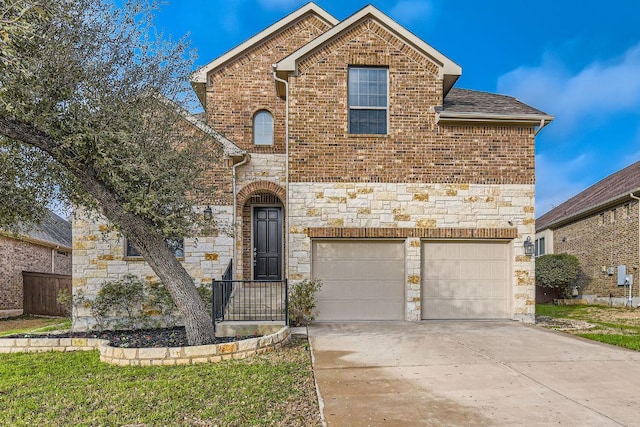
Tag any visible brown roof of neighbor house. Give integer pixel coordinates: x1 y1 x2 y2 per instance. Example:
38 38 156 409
442 88 550 117
536 160 640 231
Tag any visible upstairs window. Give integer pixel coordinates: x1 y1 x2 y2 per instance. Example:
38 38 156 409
348 67 388 134
253 110 274 145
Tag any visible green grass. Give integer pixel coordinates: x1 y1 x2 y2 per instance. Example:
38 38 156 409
0 319 72 336
537 303 640 352
577 334 640 351
0 338 320 426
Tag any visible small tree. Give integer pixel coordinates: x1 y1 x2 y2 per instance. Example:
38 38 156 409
535 254 581 298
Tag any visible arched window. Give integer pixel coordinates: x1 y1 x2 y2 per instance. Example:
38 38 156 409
253 110 274 145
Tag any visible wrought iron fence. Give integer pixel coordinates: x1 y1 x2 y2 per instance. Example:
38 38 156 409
212 262 288 329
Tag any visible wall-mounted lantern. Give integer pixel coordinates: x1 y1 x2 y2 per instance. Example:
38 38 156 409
203 205 213 221
524 236 535 257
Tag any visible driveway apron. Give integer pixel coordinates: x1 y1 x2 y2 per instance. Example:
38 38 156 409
308 321 640 426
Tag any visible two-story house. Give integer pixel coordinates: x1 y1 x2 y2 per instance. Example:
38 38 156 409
72 3 552 328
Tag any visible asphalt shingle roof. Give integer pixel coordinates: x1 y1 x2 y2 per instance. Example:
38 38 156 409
442 88 550 117
536 160 640 231
20 210 72 248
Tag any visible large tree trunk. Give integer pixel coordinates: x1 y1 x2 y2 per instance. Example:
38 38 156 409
0 116 216 345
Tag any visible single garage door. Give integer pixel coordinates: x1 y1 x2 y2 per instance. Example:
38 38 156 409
421 241 510 319
312 240 405 321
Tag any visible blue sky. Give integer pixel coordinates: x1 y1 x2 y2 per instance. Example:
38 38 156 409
154 0 640 217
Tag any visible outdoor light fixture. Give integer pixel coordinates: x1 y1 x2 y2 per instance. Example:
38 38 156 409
524 236 535 257
203 205 212 221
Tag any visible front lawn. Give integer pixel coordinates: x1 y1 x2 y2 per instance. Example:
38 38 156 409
536 303 640 351
0 338 321 426
0 315 71 336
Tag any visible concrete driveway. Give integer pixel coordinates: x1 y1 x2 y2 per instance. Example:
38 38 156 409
308 321 640 426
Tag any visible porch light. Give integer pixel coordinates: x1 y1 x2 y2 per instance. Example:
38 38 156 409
203 205 213 221
524 236 535 257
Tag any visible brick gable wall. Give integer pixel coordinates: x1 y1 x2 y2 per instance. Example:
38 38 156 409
205 14 332 153
288 19 535 184
552 200 639 297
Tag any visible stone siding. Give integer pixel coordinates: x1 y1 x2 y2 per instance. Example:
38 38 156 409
287 182 536 321
552 200 639 298
72 206 234 330
0 235 71 311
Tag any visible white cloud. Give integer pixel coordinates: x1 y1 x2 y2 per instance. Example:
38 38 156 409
390 0 433 24
498 42 640 134
536 153 590 216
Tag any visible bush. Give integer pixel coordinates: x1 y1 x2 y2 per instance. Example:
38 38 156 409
536 254 581 298
77 274 212 330
288 278 322 327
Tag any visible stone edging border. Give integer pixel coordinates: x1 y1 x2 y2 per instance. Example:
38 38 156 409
0 326 290 366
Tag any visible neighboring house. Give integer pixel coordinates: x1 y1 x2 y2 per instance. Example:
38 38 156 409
72 3 552 328
0 210 72 317
536 161 640 305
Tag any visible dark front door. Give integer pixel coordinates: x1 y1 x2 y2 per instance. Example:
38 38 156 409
253 207 282 280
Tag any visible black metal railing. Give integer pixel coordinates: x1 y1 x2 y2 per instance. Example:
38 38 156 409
212 259 234 324
212 278 288 326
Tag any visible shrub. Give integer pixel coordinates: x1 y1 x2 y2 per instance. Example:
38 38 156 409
535 253 581 298
288 278 322 327
77 274 213 330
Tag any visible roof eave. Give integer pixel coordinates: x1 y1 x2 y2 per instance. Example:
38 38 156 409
190 2 338 86
537 187 640 231
0 230 72 252
437 111 555 125
274 4 462 91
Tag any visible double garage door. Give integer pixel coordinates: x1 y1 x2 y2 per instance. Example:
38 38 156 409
312 240 510 321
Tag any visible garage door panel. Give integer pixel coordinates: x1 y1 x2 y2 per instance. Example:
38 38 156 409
313 240 405 321
422 241 510 320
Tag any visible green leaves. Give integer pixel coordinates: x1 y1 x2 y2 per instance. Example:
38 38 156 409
535 253 581 291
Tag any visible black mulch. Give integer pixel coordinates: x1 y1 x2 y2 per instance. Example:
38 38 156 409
8 326 261 348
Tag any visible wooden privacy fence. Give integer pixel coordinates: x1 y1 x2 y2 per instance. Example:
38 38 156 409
22 272 72 316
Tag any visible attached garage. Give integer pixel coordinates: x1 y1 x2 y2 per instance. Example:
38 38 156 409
312 240 405 321
421 241 511 320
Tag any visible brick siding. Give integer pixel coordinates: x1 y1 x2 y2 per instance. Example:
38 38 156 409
0 235 71 310
206 14 332 153
552 200 639 297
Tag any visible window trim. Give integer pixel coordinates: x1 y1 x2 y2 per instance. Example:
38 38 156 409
253 109 274 146
348 66 389 135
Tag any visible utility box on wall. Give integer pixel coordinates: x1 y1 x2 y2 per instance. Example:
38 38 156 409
617 265 633 286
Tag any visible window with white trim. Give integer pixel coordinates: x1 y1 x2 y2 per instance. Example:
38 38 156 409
253 110 274 145
348 67 388 134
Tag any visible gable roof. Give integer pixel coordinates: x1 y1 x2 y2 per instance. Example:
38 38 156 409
190 2 338 105
536 160 640 231
1 210 72 250
438 88 554 125
274 4 461 97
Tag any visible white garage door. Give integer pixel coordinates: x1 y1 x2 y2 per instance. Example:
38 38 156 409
421 241 511 319
312 240 405 321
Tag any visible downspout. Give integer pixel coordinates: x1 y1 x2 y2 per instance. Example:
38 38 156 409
272 66 289 281
629 192 640 306
232 153 249 279
534 119 548 136
51 248 55 273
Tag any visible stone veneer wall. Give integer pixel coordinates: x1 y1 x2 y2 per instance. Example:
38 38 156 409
72 206 234 330
0 235 71 311
552 199 639 298
287 182 536 322
0 326 290 366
